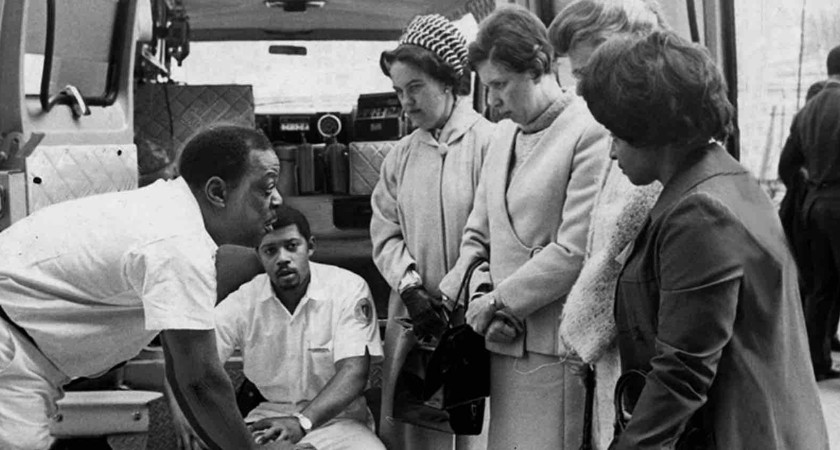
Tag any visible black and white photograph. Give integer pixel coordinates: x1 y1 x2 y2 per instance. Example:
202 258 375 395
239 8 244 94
0 1 838 449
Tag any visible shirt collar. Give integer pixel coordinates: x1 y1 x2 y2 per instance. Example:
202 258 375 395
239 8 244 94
649 143 747 223
416 97 481 148
824 79 840 89
260 263 327 313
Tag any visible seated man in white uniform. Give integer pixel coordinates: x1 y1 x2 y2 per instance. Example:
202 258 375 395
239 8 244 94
172 205 385 450
0 125 287 450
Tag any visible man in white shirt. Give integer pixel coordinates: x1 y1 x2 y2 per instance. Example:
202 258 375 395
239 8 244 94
0 125 287 450
171 206 385 450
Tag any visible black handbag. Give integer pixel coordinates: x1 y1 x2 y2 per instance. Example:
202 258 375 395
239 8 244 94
392 259 490 435
613 370 711 449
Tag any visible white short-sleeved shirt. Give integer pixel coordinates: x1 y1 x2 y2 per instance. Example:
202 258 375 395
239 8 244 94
214 262 383 424
0 177 218 378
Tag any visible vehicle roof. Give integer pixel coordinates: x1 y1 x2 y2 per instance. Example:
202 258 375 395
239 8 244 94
181 0 474 41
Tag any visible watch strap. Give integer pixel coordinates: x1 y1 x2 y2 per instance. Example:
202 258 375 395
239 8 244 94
292 412 312 434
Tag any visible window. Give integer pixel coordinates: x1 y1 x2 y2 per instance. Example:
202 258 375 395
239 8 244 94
735 0 838 192
24 0 126 108
169 40 398 114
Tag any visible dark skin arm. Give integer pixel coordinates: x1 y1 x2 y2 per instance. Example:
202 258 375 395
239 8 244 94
161 329 258 450
164 376 208 450
215 245 264 304
250 351 371 444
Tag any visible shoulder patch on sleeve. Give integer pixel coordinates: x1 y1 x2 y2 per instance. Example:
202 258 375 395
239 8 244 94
353 298 374 326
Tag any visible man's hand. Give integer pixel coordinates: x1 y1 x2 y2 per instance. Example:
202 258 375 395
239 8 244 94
249 417 305 445
172 409 208 450
466 293 497 335
400 286 447 340
165 377 208 450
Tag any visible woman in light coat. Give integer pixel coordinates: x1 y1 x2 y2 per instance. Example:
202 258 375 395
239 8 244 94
439 6 610 449
547 1 666 447
370 14 494 450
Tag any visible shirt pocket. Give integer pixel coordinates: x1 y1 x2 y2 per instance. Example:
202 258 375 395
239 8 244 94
305 327 334 385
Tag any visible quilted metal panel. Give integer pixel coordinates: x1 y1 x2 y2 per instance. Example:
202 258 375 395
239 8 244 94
26 144 138 213
134 84 255 179
348 140 398 196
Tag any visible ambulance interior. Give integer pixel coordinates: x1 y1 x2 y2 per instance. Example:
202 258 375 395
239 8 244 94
7 0 830 447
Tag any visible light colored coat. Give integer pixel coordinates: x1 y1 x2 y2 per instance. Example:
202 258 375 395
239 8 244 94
371 98 494 297
370 97 494 450
440 94 609 358
560 159 662 449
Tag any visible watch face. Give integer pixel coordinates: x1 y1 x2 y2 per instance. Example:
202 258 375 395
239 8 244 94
294 412 313 431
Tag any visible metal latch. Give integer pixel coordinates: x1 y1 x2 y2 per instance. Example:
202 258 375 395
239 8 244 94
0 132 45 166
42 85 91 118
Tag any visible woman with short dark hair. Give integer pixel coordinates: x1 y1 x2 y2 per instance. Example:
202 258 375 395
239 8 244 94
439 6 610 449
371 14 494 450
579 30 829 449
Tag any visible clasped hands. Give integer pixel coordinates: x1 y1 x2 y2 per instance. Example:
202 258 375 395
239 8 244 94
466 292 524 343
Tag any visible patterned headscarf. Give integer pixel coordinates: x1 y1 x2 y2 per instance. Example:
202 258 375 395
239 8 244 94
399 14 469 76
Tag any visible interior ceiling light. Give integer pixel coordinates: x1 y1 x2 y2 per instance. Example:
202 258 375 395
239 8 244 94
264 0 326 12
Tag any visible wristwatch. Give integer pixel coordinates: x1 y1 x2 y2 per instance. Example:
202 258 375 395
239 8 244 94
292 412 313 435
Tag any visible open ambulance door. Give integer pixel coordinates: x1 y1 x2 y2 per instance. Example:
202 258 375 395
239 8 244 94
0 0 149 231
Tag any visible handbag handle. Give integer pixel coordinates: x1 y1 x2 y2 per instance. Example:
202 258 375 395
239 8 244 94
613 369 647 435
454 259 486 314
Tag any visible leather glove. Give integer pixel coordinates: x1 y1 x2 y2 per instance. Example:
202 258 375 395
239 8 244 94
400 286 447 340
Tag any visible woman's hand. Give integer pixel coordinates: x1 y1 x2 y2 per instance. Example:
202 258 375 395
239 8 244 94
466 293 498 335
248 417 305 445
485 318 518 343
485 309 525 343
400 286 448 340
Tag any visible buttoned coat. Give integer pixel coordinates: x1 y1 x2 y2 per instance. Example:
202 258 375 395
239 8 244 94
613 145 829 450
440 94 609 357
370 97 494 450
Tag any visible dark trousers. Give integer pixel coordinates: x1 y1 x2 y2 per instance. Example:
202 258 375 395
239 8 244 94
804 196 840 373
780 175 813 304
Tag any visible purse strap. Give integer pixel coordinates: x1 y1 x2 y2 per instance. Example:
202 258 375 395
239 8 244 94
579 364 595 450
613 369 647 435
455 259 486 314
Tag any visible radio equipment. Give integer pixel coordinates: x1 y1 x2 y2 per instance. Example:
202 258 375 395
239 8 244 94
353 92 407 141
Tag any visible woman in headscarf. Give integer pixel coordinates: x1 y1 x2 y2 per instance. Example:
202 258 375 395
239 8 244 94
371 14 494 450
439 6 610 449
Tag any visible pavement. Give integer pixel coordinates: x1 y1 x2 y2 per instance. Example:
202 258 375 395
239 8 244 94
820 349 840 449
